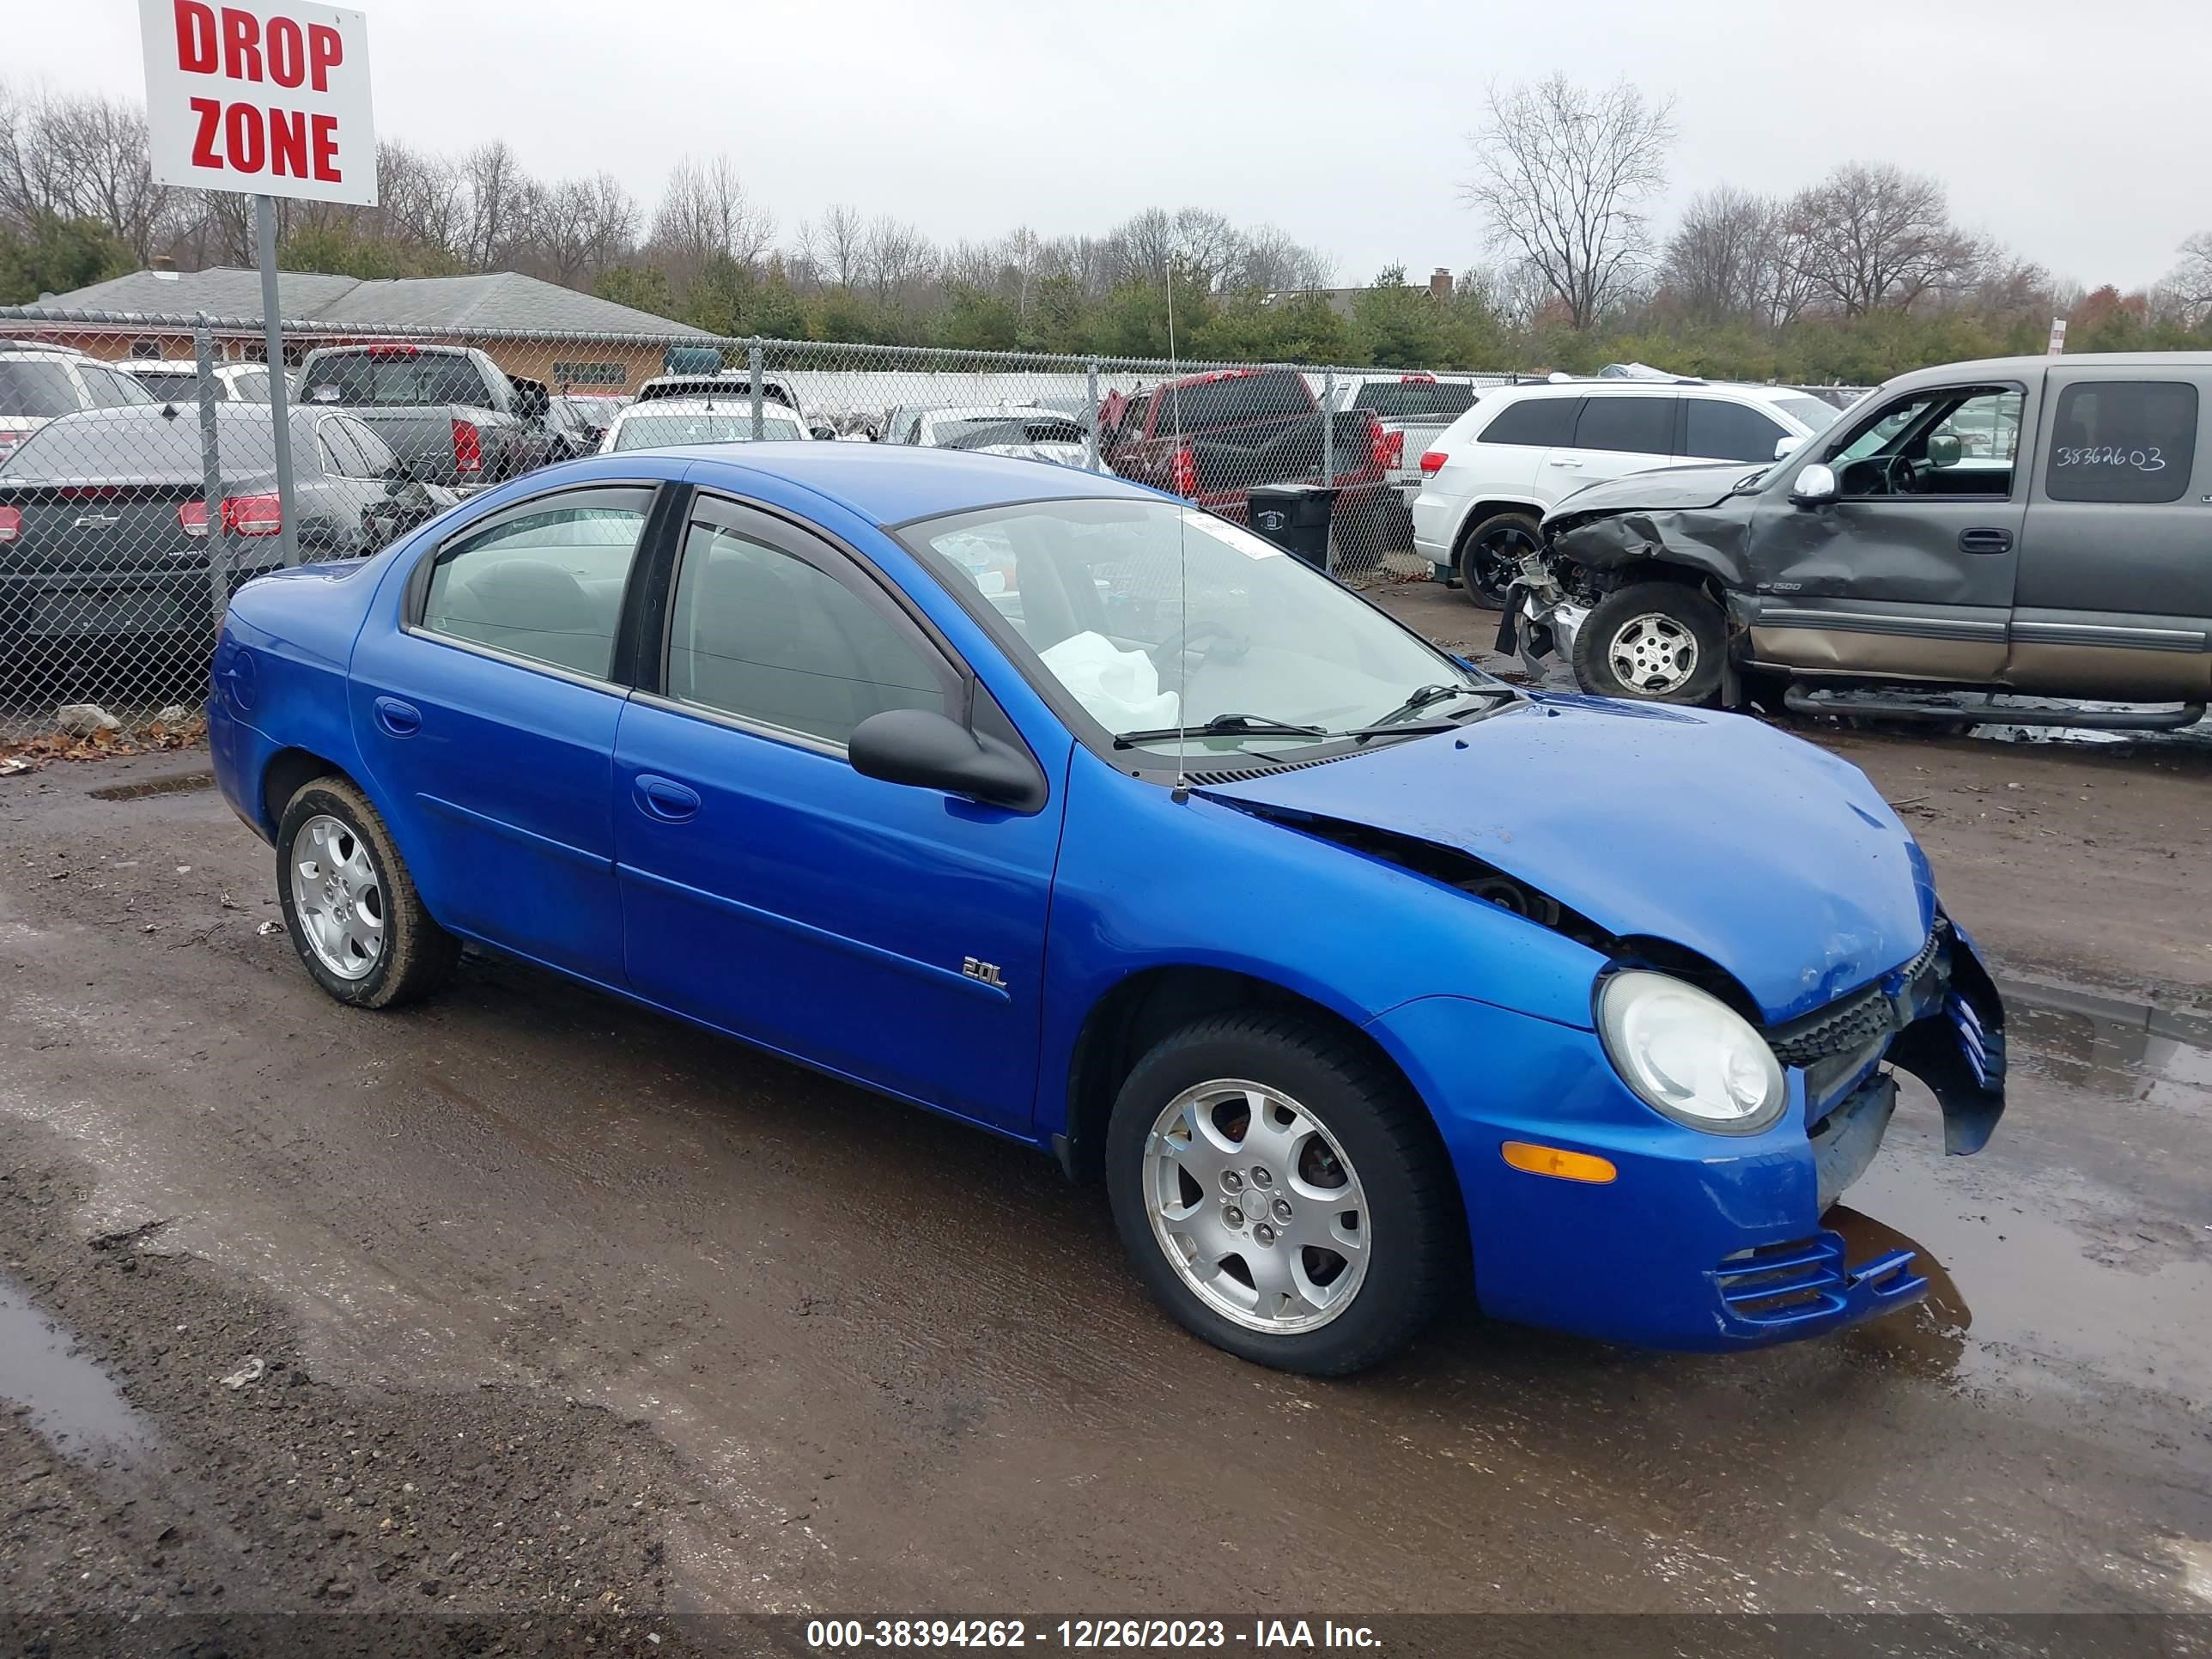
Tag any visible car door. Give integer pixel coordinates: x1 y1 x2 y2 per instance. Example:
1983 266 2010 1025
1450 392 1579 508
1546 392 1677 502
2010 371 2211 698
611 492 1065 1133
1747 381 2033 682
349 483 663 984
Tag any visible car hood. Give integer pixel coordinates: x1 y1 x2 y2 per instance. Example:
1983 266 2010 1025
1543 462 1760 526
1200 696 1935 1024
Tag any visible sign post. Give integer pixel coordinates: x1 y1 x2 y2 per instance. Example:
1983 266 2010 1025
2048 318 2069 357
140 0 376 567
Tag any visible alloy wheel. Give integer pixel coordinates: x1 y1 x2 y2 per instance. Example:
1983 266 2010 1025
1140 1079 1370 1334
1607 612 1699 696
289 813 385 981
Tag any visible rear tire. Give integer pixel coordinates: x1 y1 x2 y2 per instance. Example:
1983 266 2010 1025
1573 581 1727 705
1104 1011 1463 1376
1455 511 1540 610
276 776 459 1010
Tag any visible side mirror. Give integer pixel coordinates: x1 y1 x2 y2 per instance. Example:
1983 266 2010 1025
809 424 836 442
1773 435 1805 461
848 708 1045 812
512 378 550 422
1924 434 1963 470
1790 462 1838 506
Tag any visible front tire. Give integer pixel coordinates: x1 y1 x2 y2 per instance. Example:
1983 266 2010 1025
1104 1012 1463 1375
1573 581 1727 705
276 776 459 1009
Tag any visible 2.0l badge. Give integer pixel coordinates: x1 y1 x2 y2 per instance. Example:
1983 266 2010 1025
961 957 1007 989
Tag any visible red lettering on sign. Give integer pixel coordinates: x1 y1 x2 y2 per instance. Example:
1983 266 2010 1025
264 17 305 87
311 112 340 181
307 24 342 92
268 107 307 176
223 100 266 173
220 7 263 81
174 0 218 72
188 96 223 167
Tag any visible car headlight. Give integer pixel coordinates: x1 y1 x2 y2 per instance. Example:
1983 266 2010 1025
1597 971 1786 1135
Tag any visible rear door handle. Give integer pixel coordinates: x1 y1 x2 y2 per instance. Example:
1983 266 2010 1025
1548 454 1584 469
373 696 421 738
633 775 701 823
1959 527 2014 555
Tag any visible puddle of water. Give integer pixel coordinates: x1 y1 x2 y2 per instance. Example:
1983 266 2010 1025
0 1273 155 1461
87 770 215 802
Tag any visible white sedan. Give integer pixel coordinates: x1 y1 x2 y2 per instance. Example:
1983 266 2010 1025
599 398 811 453
912 405 1091 468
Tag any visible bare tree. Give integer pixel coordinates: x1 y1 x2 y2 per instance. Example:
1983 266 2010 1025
649 155 775 283
1225 224 1334 293
526 173 636 285
1661 185 1779 321
1784 162 1978 316
814 202 866 288
459 142 533 271
2165 230 2212 324
861 214 934 301
1460 75 1676 329
373 141 467 258
0 84 178 260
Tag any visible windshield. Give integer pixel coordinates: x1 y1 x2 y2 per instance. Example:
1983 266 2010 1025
1772 395 1842 435
613 412 802 448
903 498 1491 757
940 418 1087 451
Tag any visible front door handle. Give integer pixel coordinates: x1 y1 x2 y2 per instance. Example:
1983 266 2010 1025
633 775 702 823
1959 526 2014 555
374 696 421 738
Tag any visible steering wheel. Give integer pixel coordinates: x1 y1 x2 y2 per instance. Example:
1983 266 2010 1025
1147 618 1249 674
1877 453 1921 495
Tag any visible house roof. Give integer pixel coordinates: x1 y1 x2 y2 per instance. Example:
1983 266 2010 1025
33 268 707 340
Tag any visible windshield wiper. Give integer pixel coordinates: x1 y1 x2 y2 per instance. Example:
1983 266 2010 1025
1361 682 1499 732
1112 713 1332 748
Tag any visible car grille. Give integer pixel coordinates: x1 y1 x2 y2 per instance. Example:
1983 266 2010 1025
1767 925 1946 1069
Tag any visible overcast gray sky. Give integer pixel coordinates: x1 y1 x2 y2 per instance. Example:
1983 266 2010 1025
18 0 2206 291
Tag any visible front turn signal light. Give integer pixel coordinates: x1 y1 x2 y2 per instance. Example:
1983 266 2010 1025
1501 1140 1618 1184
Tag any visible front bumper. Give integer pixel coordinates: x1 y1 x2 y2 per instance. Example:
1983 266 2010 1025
1368 923 2004 1352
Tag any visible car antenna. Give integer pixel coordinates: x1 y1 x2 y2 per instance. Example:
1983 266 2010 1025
1165 258 1191 804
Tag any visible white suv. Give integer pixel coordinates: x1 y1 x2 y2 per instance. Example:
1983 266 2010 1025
0 344 159 465
1412 380 1844 603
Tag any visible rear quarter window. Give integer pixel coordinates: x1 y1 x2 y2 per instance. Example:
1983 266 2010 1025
2045 381 2197 504
1477 396 1579 447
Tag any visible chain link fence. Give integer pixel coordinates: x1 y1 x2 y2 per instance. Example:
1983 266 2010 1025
0 301 1864 746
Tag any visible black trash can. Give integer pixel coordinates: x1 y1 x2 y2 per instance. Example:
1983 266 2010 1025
1246 484 1339 568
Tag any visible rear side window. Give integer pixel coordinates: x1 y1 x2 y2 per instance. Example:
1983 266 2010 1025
1573 395 1674 455
82 366 156 408
2045 381 2197 504
665 516 945 747
1352 381 1480 419
421 488 652 678
0 360 86 417
1477 396 1579 447
1682 398 1790 464
1152 371 1312 431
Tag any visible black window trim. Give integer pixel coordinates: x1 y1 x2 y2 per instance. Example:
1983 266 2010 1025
399 477 670 694
626 485 980 765
1818 380 2030 504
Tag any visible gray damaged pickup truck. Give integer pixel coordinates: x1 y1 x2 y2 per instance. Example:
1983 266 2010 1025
1503 353 2212 731
294 344 576 493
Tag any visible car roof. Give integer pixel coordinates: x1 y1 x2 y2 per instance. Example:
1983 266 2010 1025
921 404 1067 422
1500 379 1807 402
653 442 1158 526
1879 351 2212 392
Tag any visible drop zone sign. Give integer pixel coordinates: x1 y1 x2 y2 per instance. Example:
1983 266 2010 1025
140 0 376 205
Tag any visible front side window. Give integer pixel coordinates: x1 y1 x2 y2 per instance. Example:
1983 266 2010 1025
904 498 1492 758
1573 394 1674 455
665 517 945 748
1832 386 2022 499
2045 381 2197 504
421 489 651 678
1683 398 1790 464
1477 395 1579 447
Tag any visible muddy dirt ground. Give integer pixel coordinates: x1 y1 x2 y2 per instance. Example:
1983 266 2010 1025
1 593 2208 1655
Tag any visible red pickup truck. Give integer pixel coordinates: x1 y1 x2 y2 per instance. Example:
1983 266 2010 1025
1097 368 1395 553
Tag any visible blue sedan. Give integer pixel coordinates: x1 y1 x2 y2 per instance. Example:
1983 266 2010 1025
207 445 2006 1374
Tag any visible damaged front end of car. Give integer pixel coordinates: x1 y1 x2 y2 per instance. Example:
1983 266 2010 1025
1494 467 1765 686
